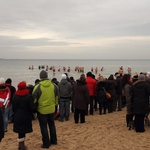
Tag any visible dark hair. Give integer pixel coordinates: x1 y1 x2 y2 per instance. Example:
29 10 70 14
35 79 40 85
64 73 68 77
122 74 131 88
86 72 92 77
70 76 74 80
108 74 114 80
5 78 12 84
92 74 95 79
80 76 86 82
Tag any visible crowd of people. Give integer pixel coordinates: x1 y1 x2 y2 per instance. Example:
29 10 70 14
0 69 150 149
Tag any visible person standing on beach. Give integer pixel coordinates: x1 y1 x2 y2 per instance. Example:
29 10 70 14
115 73 123 111
32 70 58 148
96 76 108 115
92 74 98 111
122 74 133 127
12 81 34 150
85 72 97 115
72 75 90 123
131 74 150 132
105 74 117 113
5 78 16 123
58 74 72 121
0 78 11 132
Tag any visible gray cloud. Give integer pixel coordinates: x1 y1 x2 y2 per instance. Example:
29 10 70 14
0 0 150 59
0 36 76 46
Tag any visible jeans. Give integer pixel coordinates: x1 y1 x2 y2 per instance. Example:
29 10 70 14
3 107 10 131
59 99 70 120
116 94 122 111
8 105 14 122
37 112 57 146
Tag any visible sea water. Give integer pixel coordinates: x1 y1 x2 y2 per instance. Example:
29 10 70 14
0 59 150 88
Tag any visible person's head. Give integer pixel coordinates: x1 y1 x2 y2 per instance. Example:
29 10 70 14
64 73 68 77
86 72 92 77
39 70 48 80
70 76 74 81
79 76 86 82
80 74 85 78
97 76 105 82
5 78 12 84
17 81 27 90
138 74 145 81
0 78 5 86
114 72 120 78
52 78 59 85
61 74 67 80
35 79 40 85
15 81 29 96
92 74 95 79
108 74 114 80
122 74 132 87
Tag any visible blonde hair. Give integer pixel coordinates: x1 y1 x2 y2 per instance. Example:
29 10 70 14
97 76 105 82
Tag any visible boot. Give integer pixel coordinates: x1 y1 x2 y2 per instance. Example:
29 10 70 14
18 138 27 150
99 108 102 115
126 114 134 127
103 109 106 114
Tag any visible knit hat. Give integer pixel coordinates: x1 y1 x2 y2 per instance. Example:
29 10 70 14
40 70 48 79
61 74 67 79
17 81 27 90
15 81 29 96
138 74 145 80
0 78 5 85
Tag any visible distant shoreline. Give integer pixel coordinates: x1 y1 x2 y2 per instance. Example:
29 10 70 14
1 58 150 61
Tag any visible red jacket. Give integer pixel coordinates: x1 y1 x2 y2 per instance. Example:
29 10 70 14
0 85 11 108
86 77 97 96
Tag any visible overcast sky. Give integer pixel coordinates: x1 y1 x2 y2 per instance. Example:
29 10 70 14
0 0 150 59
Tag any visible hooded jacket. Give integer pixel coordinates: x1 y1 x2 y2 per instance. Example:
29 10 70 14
131 80 150 114
58 79 72 99
32 79 58 114
0 85 11 108
72 79 90 110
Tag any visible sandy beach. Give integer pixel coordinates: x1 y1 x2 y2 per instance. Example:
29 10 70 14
1 108 150 150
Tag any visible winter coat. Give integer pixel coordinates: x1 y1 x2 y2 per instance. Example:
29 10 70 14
105 79 117 99
0 86 11 108
124 83 132 114
115 77 122 95
86 76 97 96
5 84 16 104
72 79 90 110
131 80 150 114
58 79 72 99
12 94 34 133
32 79 58 114
96 81 107 103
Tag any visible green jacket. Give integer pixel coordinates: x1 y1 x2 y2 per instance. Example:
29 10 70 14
32 79 58 114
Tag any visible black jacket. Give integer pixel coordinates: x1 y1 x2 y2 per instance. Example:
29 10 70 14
12 94 34 133
96 81 107 103
131 80 150 114
72 79 90 110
